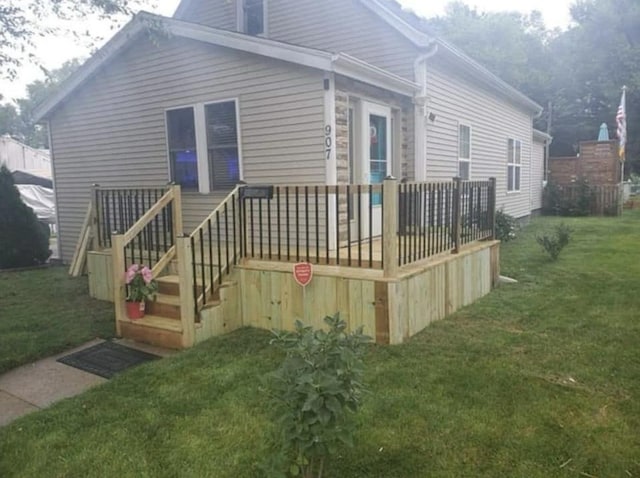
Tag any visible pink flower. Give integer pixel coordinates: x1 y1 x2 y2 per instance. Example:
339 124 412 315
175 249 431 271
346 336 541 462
141 266 153 284
125 264 141 284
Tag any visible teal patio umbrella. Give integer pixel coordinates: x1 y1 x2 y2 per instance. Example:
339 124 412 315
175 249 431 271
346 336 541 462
598 123 610 141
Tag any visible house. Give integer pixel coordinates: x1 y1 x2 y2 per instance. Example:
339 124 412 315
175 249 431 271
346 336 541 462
32 0 543 348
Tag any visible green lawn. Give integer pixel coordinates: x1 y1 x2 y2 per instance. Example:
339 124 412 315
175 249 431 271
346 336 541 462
1 213 639 477
0 266 114 374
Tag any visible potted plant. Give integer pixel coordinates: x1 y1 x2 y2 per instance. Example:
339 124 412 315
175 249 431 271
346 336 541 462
124 264 158 320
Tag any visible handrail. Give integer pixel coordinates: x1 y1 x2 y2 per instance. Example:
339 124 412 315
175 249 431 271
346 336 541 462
190 186 241 240
123 189 175 245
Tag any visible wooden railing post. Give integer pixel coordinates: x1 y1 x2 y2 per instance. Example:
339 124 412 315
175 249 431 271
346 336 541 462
176 236 195 348
488 177 497 240
91 184 101 250
383 177 399 278
171 184 183 239
111 232 126 336
452 177 462 253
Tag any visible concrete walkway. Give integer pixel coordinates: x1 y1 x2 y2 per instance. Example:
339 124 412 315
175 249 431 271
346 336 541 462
0 339 174 427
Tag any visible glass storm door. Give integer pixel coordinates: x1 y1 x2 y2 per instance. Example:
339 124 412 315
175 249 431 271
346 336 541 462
360 102 391 238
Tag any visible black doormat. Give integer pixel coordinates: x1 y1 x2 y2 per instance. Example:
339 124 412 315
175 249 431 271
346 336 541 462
57 341 160 379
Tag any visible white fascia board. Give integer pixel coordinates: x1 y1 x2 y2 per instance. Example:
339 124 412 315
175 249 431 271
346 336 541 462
359 0 433 48
168 17 333 71
332 54 420 96
533 129 553 143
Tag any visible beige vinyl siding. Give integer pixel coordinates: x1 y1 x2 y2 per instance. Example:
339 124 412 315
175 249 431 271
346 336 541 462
49 36 325 262
175 0 420 80
531 139 545 211
424 59 534 218
177 0 237 30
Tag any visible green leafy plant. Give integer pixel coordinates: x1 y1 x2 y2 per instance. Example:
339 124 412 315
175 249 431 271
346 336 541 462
0 164 50 269
495 209 518 242
536 223 573 261
543 181 593 217
264 314 371 478
125 264 158 302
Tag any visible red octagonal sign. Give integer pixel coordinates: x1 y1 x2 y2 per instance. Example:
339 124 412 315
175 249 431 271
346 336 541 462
293 262 313 287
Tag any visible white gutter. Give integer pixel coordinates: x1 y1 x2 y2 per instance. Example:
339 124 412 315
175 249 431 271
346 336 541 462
413 42 438 182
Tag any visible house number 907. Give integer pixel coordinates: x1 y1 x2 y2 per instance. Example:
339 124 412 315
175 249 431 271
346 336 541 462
325 125 332 160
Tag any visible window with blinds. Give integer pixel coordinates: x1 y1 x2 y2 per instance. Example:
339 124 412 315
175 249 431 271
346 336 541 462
205 101 240 190
166 107 198 190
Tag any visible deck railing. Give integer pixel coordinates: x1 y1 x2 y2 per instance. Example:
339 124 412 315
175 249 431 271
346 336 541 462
110 185 182 336
183 186 243 321
93 186 171 249
239 178 497 275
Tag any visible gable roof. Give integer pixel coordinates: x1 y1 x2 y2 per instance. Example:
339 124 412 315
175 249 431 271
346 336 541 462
33 12 419 122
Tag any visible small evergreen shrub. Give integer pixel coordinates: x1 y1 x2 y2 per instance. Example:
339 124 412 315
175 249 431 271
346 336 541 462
263 314 371 478
536 223 573 261
543 181 593 216
495 209 517 242
0 165 51 269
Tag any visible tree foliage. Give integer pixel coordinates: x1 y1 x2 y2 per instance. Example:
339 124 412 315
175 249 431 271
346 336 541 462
0 0 148 80
427 0 640 173
0 164 50 269
0 59 81 147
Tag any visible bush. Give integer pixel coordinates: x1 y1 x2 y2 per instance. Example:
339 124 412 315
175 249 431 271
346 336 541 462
263 314 371 478
0 165 51 269
536 223 573 261
495 209 517 242
543 181 593 216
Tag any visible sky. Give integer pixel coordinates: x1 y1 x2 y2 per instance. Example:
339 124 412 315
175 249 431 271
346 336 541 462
0 0 574 103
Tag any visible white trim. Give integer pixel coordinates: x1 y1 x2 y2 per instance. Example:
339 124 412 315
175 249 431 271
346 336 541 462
194 103 209 193
234 99 245 182
46 121 62 261
507 138 522 193
34 13 419 122
324 72 337 250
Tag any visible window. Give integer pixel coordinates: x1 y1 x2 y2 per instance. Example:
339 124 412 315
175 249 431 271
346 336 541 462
458 124 471 180
166 100 242 193
206 101 240 189
239 0 266 36
508 138 522 192
167 107 198 190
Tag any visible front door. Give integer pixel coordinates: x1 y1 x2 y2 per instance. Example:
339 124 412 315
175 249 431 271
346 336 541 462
361 102 392 237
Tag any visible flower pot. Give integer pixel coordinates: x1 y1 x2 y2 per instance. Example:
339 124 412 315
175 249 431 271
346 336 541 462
125 301 146 320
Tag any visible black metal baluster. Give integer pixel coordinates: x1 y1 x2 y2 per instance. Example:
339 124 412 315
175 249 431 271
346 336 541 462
232 193 238 265
357 185 362 267
276 187 282 261
380 184 384 270
315 186 320 264
305 186 310 262
347 185 352 267
267 196 272 260
325 186 329 264
258 198 264 259
154 191 160 262
250 199 255 259
208 219 214 293
286 187 290 262
295 187 300 262
224 202 230 269
368 184 373 268
199 228 206 307
335 187 340 266
190 236 199 317
216 211 222 286
161 201 168 253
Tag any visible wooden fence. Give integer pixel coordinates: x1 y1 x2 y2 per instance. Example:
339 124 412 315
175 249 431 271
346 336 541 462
543 183 622 216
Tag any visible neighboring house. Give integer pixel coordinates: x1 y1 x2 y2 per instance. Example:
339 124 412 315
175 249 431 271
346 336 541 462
0 135 51 179
34 0 544 264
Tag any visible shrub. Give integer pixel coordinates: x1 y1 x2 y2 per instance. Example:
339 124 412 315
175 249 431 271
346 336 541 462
495 209 517 242
543 181 593 216
263 314 371 478
536 223 573 261
0 165 50 269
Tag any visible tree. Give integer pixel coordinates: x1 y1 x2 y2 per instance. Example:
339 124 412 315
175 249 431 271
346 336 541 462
0 164 50 268
0 0 149 80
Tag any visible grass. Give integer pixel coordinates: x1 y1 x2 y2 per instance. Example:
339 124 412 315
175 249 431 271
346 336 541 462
0 266 115 374
1 212 640 476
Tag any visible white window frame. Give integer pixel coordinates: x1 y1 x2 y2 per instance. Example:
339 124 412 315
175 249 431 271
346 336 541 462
507 138 522 193
458 123 471 180
237 0 269 36
165 98 243 194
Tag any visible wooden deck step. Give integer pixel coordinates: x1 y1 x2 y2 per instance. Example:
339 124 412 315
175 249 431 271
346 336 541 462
119 315 183 350
156 275 181 296
146 293 181 320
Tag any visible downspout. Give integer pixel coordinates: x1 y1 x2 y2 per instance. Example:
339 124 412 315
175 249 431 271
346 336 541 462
414 41 438 182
